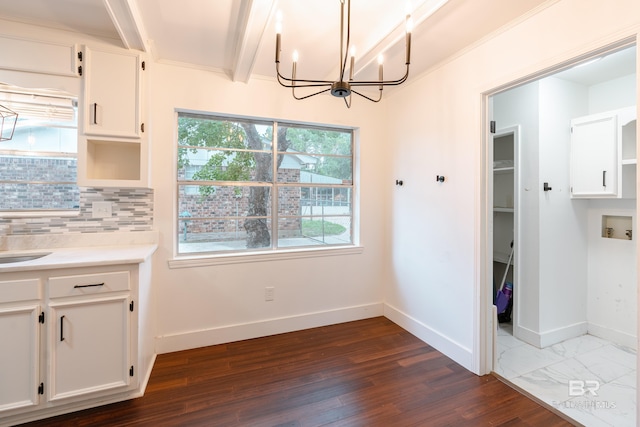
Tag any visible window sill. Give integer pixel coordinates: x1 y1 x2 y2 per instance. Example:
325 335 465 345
168 245 364 269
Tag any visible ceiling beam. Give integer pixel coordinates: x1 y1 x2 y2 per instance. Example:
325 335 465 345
103 0 149 52
329 0 450 80
232 0 277 83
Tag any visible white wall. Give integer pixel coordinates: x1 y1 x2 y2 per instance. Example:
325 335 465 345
587 204 637 348
385 0 640 374
148 63 392 352
537 77 589 345
589 73 637 113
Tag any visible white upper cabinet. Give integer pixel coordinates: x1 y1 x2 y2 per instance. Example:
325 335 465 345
570 107 636 199
77 45 149 188
81 46 143 138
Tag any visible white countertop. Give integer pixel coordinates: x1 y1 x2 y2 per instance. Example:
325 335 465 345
0 231 159 273
0 244 157 273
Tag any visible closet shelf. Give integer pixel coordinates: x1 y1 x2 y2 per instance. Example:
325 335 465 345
494 251 514 265
493 167 514 174
622 159 637 165
494 207 514 213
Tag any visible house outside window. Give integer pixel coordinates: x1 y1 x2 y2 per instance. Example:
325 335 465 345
0 85 78 212
176 112 354 255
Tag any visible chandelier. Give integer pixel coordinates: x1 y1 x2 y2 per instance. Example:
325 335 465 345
275 0 412 108
0 104 18 141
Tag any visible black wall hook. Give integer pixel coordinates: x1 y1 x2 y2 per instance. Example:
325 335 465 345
395 179 404 186
543 182 552 191
436 175 445 183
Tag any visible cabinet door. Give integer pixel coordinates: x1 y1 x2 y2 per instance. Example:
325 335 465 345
570 112 618 197
82 46 142 138
49 296 131 401
0 305 40 412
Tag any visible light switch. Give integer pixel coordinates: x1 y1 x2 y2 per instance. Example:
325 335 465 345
92 201 112 218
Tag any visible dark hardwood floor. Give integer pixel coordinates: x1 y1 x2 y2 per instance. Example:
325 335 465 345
20 317 573 426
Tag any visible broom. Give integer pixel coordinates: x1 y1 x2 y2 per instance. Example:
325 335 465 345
496 241 513 314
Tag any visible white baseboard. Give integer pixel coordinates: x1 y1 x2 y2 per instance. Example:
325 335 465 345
515 322 588 348
588 322 637 350
383 303 474 372
155 303 384 354
540 321 588 348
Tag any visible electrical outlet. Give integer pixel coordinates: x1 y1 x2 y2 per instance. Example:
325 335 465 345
265 286 275 301
92 201 112 218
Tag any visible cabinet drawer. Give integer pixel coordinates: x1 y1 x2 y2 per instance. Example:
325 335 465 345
49 271 129 298
0 279 41 303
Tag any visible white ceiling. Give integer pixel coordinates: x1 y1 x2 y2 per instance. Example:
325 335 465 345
0 0 634 92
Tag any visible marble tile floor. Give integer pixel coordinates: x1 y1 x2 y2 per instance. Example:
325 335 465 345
495 324 636 426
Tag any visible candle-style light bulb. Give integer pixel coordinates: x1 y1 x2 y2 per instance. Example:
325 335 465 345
378 54 384 87
405 16 412 65
292 50 298 80
349 46 356 80
275 13 282 64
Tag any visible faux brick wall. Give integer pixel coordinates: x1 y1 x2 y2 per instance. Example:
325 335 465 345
0 156 79 210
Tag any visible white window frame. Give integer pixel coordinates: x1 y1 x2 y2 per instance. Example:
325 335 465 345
170 111 362 267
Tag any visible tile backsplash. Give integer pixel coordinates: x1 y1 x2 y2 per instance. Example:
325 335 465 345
0 188 153 236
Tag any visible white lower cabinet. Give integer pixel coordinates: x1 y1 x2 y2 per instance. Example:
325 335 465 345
0 302 40 412
49 295 131 401
0 264 149 426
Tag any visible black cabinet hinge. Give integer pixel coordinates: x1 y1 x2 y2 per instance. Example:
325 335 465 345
130 301 135 312
78 51 83 62
130 366 134 377
78 65 83 76
140 123 145 133
38 383 44 395
142 61 146 71
39 312 45 324
490 120 496 134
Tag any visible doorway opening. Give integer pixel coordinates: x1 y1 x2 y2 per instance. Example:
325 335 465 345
485 41 637 426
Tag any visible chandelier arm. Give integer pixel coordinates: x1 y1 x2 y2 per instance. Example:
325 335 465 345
343 94 352 108
351 89 383 103
292 87 332 100
350 66 410 87
277 78 334 90
276 64 334 85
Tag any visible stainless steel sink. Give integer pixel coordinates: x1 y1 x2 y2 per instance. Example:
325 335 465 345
0 252 51 264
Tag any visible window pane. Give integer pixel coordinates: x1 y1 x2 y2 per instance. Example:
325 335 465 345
298 187 352 210
178 115 272 151
278 186 352 247
278 125 352 156
278 216 352 247
277 125 352 184
178 184 272 253
277 154 352 183
178 148 271 183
